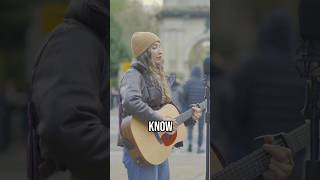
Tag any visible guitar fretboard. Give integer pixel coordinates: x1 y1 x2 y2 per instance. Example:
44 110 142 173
286 122 310 153
213 122 310 180
175 100 207 126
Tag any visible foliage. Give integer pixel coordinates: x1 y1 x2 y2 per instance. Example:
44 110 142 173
110 0 160 78
115 0 160 49
110 15 130 78
111 0 127 15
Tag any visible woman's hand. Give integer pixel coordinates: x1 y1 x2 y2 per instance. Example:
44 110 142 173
191 104 202 122
262 136 294 180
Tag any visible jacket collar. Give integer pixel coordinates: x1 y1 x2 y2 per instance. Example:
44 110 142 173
131 61 176 86
131 61 148 74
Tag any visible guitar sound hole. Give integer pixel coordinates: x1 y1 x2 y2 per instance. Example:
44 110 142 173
161 131 177 146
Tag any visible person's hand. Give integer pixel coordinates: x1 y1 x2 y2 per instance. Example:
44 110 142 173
262 136 294 180
191 104 202 122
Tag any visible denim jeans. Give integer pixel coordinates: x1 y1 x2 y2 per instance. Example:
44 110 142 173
187 114 205 147
122 148 170 180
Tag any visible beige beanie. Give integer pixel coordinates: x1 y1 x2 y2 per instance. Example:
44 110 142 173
131 32 160 58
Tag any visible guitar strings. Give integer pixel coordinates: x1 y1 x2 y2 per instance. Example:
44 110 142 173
176 101 207 125
214 123 309 180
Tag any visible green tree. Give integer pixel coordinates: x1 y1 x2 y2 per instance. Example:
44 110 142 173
111 0 127 15
110 15 130 78
116 0 160 48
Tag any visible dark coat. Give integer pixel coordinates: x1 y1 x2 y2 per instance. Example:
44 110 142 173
230 9 305 154
182 66 206 111
31 0 108 179
120 61 164 122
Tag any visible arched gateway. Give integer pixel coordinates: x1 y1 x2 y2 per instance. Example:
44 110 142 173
157 0 210 79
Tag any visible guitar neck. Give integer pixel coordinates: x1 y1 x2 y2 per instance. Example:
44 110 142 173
175 100 207 126
213 122 310 180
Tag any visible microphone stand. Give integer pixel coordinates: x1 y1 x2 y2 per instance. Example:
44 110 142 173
297 40 320 180
204 73 210 180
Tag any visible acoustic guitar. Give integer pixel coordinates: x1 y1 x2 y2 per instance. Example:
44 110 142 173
212 122 310 180
121 100 207 166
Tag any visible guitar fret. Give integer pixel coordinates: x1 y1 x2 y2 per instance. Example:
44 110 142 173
215 148 271 180
214 123 310 180
215 131 295 180
175 100 207 126
286 123 310 153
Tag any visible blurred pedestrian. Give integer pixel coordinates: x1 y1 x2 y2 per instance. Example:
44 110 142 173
182 65 206 153
169 73 183 110
229 9 305 180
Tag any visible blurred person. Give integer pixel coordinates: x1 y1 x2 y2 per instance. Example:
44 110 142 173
211 54 236 160
118 32 203 180
211 38 295 180
228 9 305 180
110 87 119 109
181 65 206 153
29 0 108 179
207 54 295 180
169 73 183 110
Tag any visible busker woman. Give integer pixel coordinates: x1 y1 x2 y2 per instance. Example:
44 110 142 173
119 32 293 180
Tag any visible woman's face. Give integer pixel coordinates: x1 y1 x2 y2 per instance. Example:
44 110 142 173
150 41 163 67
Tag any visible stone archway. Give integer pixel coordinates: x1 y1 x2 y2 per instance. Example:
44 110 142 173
157 0 210 80
184 33 210 70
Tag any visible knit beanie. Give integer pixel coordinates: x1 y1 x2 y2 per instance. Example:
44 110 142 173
131 32 160 58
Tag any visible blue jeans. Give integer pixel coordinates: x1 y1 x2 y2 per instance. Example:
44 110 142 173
122 148 170 180
187 115 205 147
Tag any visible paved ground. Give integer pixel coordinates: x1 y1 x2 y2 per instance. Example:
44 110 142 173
0 108 207 180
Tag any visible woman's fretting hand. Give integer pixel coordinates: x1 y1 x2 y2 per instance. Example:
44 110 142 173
191 105 202 122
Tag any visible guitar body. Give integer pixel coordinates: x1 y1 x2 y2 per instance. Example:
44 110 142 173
121 103 187 165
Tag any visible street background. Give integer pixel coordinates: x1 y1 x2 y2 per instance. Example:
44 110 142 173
110 0 210 179
0 0 209 179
